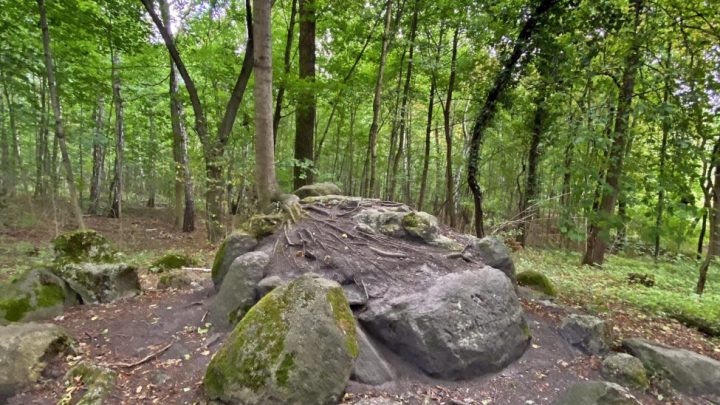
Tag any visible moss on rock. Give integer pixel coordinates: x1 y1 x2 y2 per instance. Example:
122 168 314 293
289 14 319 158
52 230 116 265
150 252 195 273
517 270 556 297
0 269 77 324
64 361 116 405
204 274 358 404
211 232 258 287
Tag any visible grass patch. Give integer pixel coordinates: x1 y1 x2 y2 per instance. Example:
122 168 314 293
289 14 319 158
515 248 720 336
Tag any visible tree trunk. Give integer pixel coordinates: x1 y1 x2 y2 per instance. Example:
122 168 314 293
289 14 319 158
109 51 124 219
582 0 643 266
273 0 297 142
34 77 48 198
417 73 435 211
0 91 7 195
89 95 105 214
37 0 85 229
654 46 672 258
294 0 316 189
253 0 281 207
364 0 393 198
384 45 406 199
468 0 559 237
443 26 459 227
697 134 720 295
2 82 18 195
142 0 253 241
518 90 547 247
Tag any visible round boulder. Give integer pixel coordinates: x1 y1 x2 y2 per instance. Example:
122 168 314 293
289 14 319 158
553 381 640 405
559 314 611 355
0 269 78 324
204 273 359 404
601 353 649 391
359 267 530 379
211 232 258 287
55 263 140 304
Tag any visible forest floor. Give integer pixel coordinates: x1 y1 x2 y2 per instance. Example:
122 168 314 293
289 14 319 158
1 199 719 404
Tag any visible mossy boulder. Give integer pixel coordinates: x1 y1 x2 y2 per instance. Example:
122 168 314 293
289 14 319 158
293 182 343 199
559 314 612 356
52 230 117 265
156 270 193 290
0 269 78 325
0 322 75 398
354 208 461 250
553 381 640 405
204 273 359 404
211 232 258 287
64 361 116 405
464 236 517 284
517 270 556 297
55 263 140 304
208 251 270 330
150 252 196 273
601 353 649 391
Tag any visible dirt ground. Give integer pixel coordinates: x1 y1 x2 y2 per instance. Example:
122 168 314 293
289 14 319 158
1 202 718 404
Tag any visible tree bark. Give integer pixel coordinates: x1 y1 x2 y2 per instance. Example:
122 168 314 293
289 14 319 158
1 83 18 195
364 0 393 198
654 43 672 258
273 0 297 142
518 90 547 247
37 0 85 229
467 0 559 237
294 0 316 189
253 0 281 207
89 95 105 214
417 70 436 211
108 51 125 219
443 25 459 227
582 0 643 266
697 134 720 294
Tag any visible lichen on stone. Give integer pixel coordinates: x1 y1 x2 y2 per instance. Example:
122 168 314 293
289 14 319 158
150 252 195 273
326 287 359 358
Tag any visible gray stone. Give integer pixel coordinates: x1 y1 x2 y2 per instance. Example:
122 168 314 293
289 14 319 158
353 208 461 250
623 338 720 396
559 314 611 355
0 268 78 325
343 283 368 307
257 275 283 298
156 270 193 290
55 263 140 304
464 236 516 283
553 381 640 405
601 353 649 391
353 208 407 238
293 182 343 199
208 251 269 330
0 322 75 398
204 274 358 405
352 324 395 385
211 232 258 287
359 267 530 379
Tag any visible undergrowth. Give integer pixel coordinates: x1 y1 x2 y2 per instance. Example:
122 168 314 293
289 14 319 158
516 248 720 337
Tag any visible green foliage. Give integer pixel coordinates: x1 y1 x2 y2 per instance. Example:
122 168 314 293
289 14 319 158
52 230 116 265
516 249 720 336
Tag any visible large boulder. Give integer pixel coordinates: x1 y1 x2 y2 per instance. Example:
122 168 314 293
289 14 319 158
0 269 78 324
601 353 649 391
52 230 116 265
55 263 140 304
208 251 269 330
553 381 640 405
293 182 343 199
352 325 395 385
464 236 516 283
359 267 530 379
204 274 359 404
0 322 75 398
211 232 258 287
623 338 720 396
559 314 611 356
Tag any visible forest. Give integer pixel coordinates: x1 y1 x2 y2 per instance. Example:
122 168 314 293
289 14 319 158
1 0 720 403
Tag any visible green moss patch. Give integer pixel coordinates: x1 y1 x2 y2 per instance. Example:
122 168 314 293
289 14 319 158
52 230 116 265
326 287 359 358
517 270 557 297
0 294 32 322
150 253 195 273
